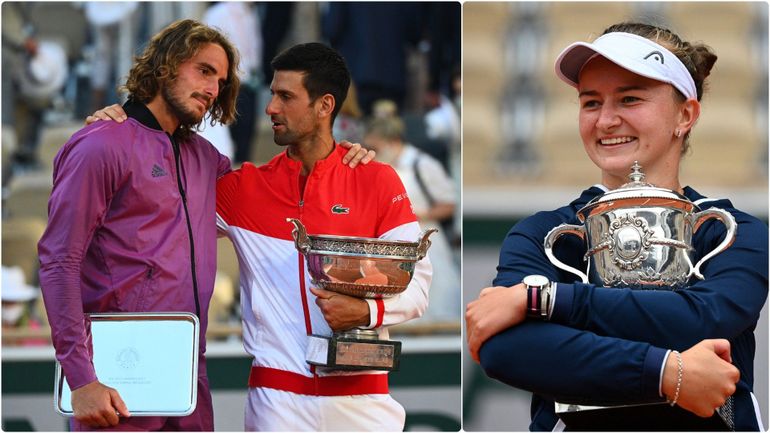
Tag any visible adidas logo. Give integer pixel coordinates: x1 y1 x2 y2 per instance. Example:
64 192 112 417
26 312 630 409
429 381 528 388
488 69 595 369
151 164 168 177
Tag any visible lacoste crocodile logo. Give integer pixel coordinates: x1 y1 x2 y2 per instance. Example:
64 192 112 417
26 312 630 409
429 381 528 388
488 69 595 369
151 164 168 177
331 204 349 214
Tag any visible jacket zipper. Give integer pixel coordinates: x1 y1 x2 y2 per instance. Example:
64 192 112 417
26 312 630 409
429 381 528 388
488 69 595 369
170 134 201 319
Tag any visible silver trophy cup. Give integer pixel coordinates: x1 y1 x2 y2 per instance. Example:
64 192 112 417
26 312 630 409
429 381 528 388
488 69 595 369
545 162 736 288
288 218 436 371
545 163 738 430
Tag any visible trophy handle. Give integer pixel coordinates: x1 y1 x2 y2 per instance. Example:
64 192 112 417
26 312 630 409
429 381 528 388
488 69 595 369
689 208 737 280
544 224 589 283
416 228 438 260
286 218 312 254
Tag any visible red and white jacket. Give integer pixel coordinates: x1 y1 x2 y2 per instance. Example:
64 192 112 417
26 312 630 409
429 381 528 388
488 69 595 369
216 145 431 393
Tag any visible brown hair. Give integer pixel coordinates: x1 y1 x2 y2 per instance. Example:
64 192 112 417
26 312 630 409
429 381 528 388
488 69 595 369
601 22 718 153
122 19 241 139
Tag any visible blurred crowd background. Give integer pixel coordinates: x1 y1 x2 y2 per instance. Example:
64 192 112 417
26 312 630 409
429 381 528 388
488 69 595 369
462 2 768 431
1 1 461 350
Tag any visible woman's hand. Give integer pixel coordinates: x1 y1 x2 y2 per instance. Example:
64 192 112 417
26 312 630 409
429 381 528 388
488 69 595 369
466 283 527 363
663 339 739 417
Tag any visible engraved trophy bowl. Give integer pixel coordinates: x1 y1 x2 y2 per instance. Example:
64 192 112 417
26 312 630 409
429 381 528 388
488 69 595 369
544 162 737 289
287 218 436 371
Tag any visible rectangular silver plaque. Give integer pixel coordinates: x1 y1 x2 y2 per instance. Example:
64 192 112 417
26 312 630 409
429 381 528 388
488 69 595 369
54 312 200 417
306 334 401 371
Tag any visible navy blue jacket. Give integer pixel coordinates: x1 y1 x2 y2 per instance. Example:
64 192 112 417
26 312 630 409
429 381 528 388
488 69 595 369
480 186 768 431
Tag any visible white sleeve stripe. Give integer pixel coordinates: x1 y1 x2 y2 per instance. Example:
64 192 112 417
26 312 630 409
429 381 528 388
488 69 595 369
750 392 765 431
659 349 672 398
693 197 722 206
364 299 379 329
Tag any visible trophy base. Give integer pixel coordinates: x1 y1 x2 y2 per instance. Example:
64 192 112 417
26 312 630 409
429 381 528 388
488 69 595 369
306 330 401 371
555 400 733 431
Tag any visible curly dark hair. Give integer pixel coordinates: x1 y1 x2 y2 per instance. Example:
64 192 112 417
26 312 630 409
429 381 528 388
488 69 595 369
122 19 240 139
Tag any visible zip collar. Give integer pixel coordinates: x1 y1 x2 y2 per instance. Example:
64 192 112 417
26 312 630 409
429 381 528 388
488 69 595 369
282 142 344 176
123 99 164 132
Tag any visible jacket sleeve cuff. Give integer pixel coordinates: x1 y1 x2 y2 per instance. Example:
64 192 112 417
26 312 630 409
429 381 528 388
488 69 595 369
549 282 574 323
643 346 669 401
363 298 385 329
61 358 99 391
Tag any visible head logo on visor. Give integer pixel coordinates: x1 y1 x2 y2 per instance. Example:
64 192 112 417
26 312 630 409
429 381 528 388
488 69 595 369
554 32 697 100
644 51 664 64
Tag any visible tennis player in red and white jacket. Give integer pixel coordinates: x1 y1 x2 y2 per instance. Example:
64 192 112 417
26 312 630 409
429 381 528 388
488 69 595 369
215 42 432 431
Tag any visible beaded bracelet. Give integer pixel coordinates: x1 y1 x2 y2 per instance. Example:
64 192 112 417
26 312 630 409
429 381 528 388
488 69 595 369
669 350 683 407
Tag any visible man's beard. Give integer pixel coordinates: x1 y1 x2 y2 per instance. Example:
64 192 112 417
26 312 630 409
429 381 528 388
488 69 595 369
272 114 316 147
162 83 207 129
273 129 295 146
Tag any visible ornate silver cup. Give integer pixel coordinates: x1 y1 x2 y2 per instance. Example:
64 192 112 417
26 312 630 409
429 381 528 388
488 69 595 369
287 218 436 371
547 163 737 429
544 162 736 289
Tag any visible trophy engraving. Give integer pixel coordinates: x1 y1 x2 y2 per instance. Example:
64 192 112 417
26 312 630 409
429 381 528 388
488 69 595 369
116 347 140 370
288 218 436 371
604 214 654 269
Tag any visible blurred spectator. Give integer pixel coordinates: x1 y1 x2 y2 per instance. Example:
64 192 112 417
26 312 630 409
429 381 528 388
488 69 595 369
204 2 262 165
451 66 461 110
424 93 460 157
323 2 424 116
424 2 461 109
364 114 460 322
208 272 237 331
85 2 138 112
372 98 399 119
2 2 67 171
2 266 46 346
197 115 235 160
333 82 365 144
260 2 294 86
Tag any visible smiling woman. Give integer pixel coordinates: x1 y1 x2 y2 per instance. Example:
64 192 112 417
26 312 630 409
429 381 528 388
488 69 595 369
464 18 768 432
558 25 712 191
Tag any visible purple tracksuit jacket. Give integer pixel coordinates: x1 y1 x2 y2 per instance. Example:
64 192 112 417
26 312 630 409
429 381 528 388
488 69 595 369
38 101 230 396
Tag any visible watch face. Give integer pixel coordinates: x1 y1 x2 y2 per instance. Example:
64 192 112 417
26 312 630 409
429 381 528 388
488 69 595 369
523 275 549 287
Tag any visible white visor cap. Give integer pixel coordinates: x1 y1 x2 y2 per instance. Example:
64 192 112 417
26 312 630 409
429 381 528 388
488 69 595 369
555 32 697 100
